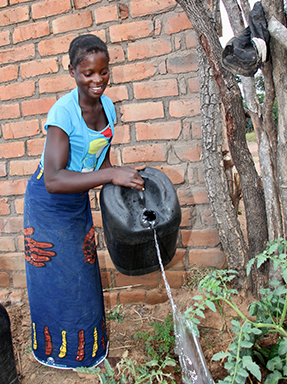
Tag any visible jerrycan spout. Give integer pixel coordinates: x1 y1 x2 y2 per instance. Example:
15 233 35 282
141 209 158 228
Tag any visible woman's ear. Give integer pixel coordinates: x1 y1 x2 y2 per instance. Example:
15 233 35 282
68 64 75 78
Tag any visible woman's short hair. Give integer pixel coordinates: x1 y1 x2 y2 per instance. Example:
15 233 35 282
69 34 109 68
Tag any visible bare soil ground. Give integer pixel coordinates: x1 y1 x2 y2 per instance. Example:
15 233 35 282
4 284 254 384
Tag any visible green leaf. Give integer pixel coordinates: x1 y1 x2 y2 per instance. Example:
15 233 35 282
264 370 283 384
205 300 217 312
247 258 256 276
278 338 287 355
192 295 203 301
242 356 261 381
257 254 267 268
240 340 253 348
212 352 229 361
283 269 287 284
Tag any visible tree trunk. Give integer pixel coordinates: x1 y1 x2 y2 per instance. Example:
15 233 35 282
262 0 287 235
177 0 269 296
197 41 249 285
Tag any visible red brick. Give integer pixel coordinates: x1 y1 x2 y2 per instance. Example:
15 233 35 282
120 101 164 122
0 0 7 7
188 248 225 268
0 64 18 83
173 143 201 162
0 253 24 269
0 44 34 65
113 125 130 145
119 4 129 20
113 61 157 83
12 273 26 288
39 74 75 94
21 97 56 116
135 121 181 141
122 144 166 163
0 237 15 252
2 119 40 139
104 85 128 103
180 207 192 227
10 0 30 4
130 0 175 17
0 103 20 120
10 159 39 176
192 121 202 139
114 270 160 288
181 229 220 247
128 38 171 61
167 52 197 73
0 198 9 215
97 250 115 270
13 20 50 43
134 78 178 99
119 289 146 304
100 271 113 289
164 12 193 34
110 147 121 166
52 11 93 34
92 211 103 228
74 0 101 9
61 54 69 70
177 187 209 205
103 291 118 307
109 20 153 43
0 6 29 26
186 31 197 48
0 30 9 47
95 4 118 24
9 291 24 304
38 34 77 56
109 45 125 64
0 272 9 287
165 248 186 270
161 271 186 289
188 77 200 93
146 288 168 304
0 142 24 159
0 80 35 101
154 164 186 184
27 138 45 156
14 198 24 214
169 99 200 118
0 180 27 196
32 0 71 19
0 289 9 301
0 162 6 177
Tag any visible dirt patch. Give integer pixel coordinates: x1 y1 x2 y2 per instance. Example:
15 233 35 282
3 285 255 384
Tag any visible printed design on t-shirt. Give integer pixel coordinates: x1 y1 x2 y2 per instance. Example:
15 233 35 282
76 330 85 361
83 226 97 264
44 325 53 356
59 330 67 358
82 126 112 172
24 227 57 267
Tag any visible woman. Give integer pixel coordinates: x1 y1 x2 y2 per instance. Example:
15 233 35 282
24 34 144 370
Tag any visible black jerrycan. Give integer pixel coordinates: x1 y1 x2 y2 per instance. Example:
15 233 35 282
0 304 19 384
100 167 181 276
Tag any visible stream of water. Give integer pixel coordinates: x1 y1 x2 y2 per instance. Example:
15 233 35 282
153 229 215 384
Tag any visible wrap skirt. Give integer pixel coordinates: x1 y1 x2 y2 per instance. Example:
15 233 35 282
24 165 108 369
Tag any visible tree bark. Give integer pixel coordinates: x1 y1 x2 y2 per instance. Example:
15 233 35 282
176 0 269 296
262 0 287 235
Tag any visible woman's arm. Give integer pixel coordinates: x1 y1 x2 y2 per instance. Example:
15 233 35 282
44 126 144 194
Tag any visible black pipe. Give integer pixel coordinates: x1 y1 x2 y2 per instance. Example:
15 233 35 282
0 304 19 384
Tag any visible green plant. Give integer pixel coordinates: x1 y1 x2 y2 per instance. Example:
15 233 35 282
76 359 126 384
118 356 177 383
185 238 287 384
134 314 175 362
106 304 124 323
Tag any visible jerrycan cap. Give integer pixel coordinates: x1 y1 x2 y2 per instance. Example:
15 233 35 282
140 208 158 228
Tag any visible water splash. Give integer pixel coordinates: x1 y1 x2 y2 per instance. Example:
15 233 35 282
153 229 215 384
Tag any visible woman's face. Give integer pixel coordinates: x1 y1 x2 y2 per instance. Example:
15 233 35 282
69 51 110 102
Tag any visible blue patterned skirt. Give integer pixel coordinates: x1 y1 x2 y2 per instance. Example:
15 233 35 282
24 165 108 369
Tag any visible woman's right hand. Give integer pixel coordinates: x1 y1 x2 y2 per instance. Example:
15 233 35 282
111 166 145 191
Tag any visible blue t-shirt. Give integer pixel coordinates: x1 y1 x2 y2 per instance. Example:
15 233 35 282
40 88 116 172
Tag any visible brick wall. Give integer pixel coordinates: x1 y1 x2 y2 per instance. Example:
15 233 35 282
0 0 225 305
